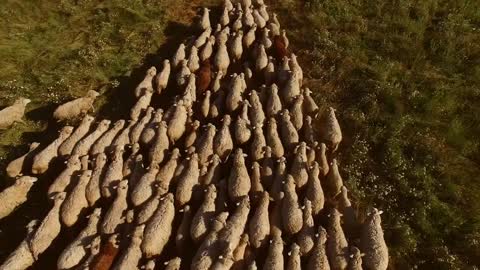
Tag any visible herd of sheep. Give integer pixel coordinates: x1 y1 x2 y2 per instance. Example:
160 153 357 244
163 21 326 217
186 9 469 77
0 0 389 269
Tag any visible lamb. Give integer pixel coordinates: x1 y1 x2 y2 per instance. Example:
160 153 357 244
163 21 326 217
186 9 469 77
0 219 39 270
270 157 287 201
85 153 107 206
139 109 163 146
290 95 304 130
360 208 389 270
172 43 186 68
251 125 267 161
122 143 140 178
326 159 344 198
307 227 330 270
141 193 175 258
0 176 37 220
348 246 364 270
255 44 268 72
266 118 285 158
101 146 124 198
196 123 216 165
234 101 252 145
176 60 192 86
130 91 153 121
175 205 193 254
150 121 170 165
243 24 257 49
216 196 250 256
290 142 308 188
165 257 182 270
53 90 99 121
199 7 211 30
191 184 217 243
134 67 156 98
61 170 91 227
188 46 201 73
263 232 284 270
228 148 251 202
101 180 129 234
58 115 95 157
248 191 270 249
155 60 171 94
0 97 30 129
266 84 282 117
260 147 275 189
167 100 188 144
279 109 299 151
303 88 319 115
326 208 349 270
230 31 244 62
29 192 66 260
194 27 212 50
71 119 111 157
175 153 200 207
111 225 144 270
286 243 301 270
130 164 160 207
338 186 357 236
90 119 125 155
57 208 102 269
199 90 211 119
281 72 301 105
129 106 154 144
249 90 266 127
209 90 226 119
5 142 40 178
282 175 303 235
306 162 325 217
47 154 81 195
249 162 264 203
226 74 244 112
252 9 266 28
297 199 315 256
156 148 181 188
31 126 74 174
214 42 230 76
321 107 342 152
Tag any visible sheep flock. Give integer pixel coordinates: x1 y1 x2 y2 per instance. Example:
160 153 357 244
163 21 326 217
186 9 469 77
0 0 389 269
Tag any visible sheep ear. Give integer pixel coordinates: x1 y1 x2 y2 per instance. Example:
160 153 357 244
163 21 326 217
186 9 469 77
288 251 292 256
350 254 354 258
378 210 384 215
164 261 169 265
360 253 366 257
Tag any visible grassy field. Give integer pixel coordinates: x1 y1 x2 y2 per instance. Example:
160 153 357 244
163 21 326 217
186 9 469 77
0 0 479 269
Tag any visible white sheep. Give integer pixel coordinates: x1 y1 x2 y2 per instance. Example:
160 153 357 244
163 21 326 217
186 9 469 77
255 44 268 72
140 109 163 146
188 46 201 73
326 159 344 198
270 158 287 202
47 154 81 195
130 164 160 207
260 147 275 189
172 43 186 68
6 142 40 178
260 28 272 49
58 115 95 156
248 191 270 249
0 176 37 220
142 260 156 270
165 257 182 270
101 180 129 234
61 170 91 227
326 208 349 270
228 148 251 202
113 224 145 270
200 90 211 119
0 97 30 129
199 7 211 30
243 24 257 49
101 146 124 198
266 118 285 158
223 0 234 11
290 54 303 85
191 184 217 243
251 125 267 162
243 7 255 28
277 57 291 85
167 101 188 144
130 91 153 121
176 60 192 86
175 153 200 206
175 205 193 253
122 143 140 178
232 12 243 32
156 148 181 188
89 119 125 155
213 115 233 160
338 186 358 236
225 74 244 112
155 60 171 94
29 192 66 260
360 208 389 270
200 36 215 62
0 219 39 270
194 27 212 50
252 9 266 28
264 58 275 86
297 199 315 256
185 120 201 149
129 106 154 144
307 227 330 270
214 42 230 76
249 90 266 127
249 161 264 203
279 109 299 151
220 7 230 26
282 175 303 235
196 124 216 165
321 107 343 152
281 72 301 105
263 232 284 270
57 208 102 269
53 90 99 121
149 120 170 166
287 243 301 270
136 185 166 225
134 67 156 98
111 120 136 149
217 196 250 257
266 84 282 117
229 31 244 62
306 162 325 216
348 246 364 270
234 101 252 145
290 142 309 188
303 116 315 145
31 126 74 174
216 26 230 47
71 119 111 157
212 71 223 93
141 193 175 258
86 153 107 206
290 95 304 130
303 88 319 115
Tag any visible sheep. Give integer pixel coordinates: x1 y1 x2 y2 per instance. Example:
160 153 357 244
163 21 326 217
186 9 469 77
290 95 304 130
90 119 125 155
321 107 343 152
199 7 211 30
231 233 249 270
234 101 252 145
297 199 315 256
122 143 140 178
303 116 315 146
306 162 326 216
57 208 102 269
223 0 234 11
0 97 30 129
287 243 301 270
172 43 186 68
188 46 201 73
263 232 284 270
212 71 223 93
247 261 258 270
228 148 251 202
129 154 145 187
201 154 222 187
264 58 275 86
251 125 267 162
31 126 74 174
216 26 230 46
260 147 275 189
165 257 182 270
232 12 243 32
101 180 129 234
243 7 255 28
101 146 125 198
318 142 330 176
214 43 230 76
0 219 39 270
338 186 357 236
210 90 226 119
112 224 145 270
213 115 233 160
230 31 244 62
61 170 91 227
197 61 212 95
260 28 272 49
200 90 212 119
255 44 268 72
191 184 217 243
290 54 303 84
0 176 37 220
130 164 160 206
303 88 319 115
58 115 95 157
249 90 266 127
196 123 216 165
252 9 266 28
243 24 257 49
268 21 280 37
268 189 284 237
217 196 250 256
270 157 286 201
80 154 89 170
282 175 303 235
142 260 156 270
220 7 230 26
155 60 171 94
279 110 299 151
248 191 270 249
281 72 301 105
71 119 111 157
6 142 39 178
141 193 175 258
216 178 229 212
290 142 308 188
139 109 163 146
326 208 349 270
156 148 181 188
136 185 166 226
271 12 281 30
173 146 195 181
185 121 200 149
130 91 153 121
266 84 282 117
130 107 154 144
111 120 136 149
226 74 244 113
194 27 212 49
176 60 192 86
88 234 119 270
47 154 81 195
74 235 101 269
167 101 188 144
175 153 200 207
175 205 193 254
134 67 156 98
348 246 364 270
277 57 291 86
360 208 388 270
53 91 99 121
29 192 66 260
249 162 264 203
326 159 344 198
86 153 107 206
307 227 330 270
266 118 285 158
211 247 235 270
150 121 170 165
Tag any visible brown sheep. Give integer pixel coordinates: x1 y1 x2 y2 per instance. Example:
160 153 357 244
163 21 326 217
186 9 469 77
197 60 212 94
89 234 120 270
